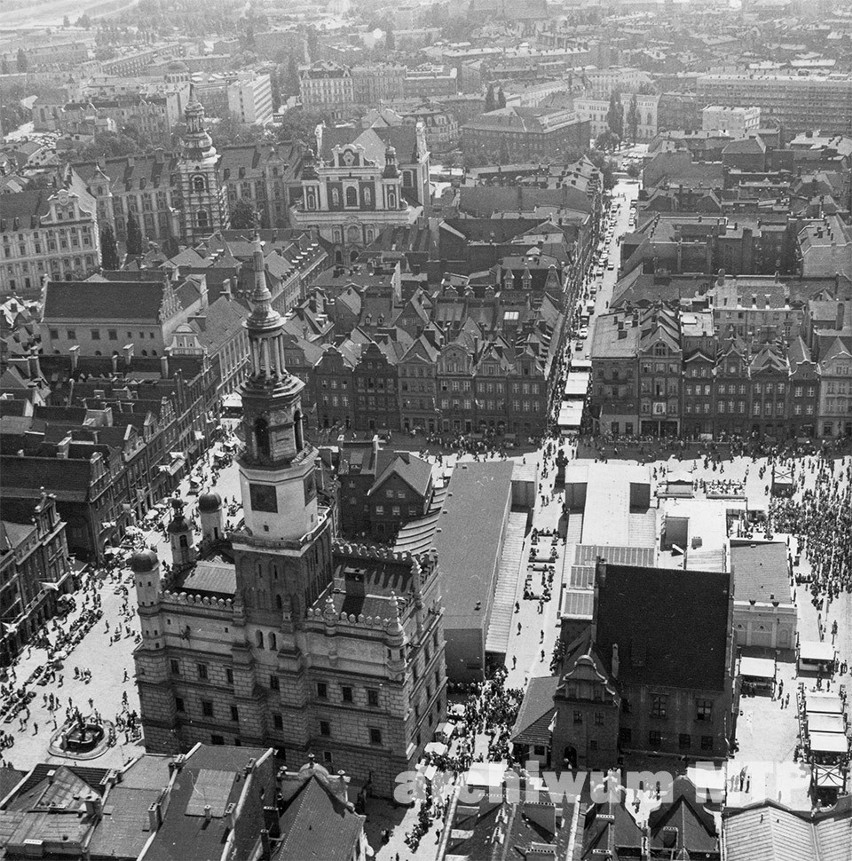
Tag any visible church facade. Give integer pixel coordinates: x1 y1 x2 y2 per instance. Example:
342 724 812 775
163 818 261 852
132 236 447 797
290 121 430 263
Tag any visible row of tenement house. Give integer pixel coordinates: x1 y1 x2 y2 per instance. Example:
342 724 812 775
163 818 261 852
590 280 852 440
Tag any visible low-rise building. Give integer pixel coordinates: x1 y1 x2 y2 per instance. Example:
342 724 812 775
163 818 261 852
730 541 796 651
702 105 761 138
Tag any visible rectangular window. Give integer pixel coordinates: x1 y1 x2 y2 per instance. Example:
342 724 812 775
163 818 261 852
594 712 604 726
573 711 582 724
225 668 233 686
320 720 331 737
369 728 382 745
701 735 714 751
175 696 185 712
67 329 76 340
108 329 118 341
230 705 239 722
91 329 101 340
649 730 662 748
49 328 59 340
202 700 213 717
170 659 180 675
197 663 208 680
651 694 667 718
367 688 379 707
250 483 278 513
342 686 353 702
317 682 328 699
270 675 279 691
273 714 283 730
679 733 691 750
696 700 712 721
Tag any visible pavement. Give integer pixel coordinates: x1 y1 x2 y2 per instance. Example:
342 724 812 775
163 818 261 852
1 436 244 774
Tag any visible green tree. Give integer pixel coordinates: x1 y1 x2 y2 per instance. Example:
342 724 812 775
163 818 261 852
485 84 496 113
498 138 510 165
606 91 622 139
229 199 257 230
626 94 639 144
306 27 318 62
16 49 27 73
269 67 281 112
100 222 120 270
595 130 619 151
276 107 328 147
286 55 300 94
385 28 395 51
126 211 143 256
497 87 506 109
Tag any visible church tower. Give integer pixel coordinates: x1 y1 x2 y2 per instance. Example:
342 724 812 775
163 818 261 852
177 88 227 243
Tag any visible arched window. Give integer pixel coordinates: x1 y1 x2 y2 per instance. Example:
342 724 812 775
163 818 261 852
294 409 304 452
306 189 316 211
193 175 206 192
275 594 283 609
345 186 358 207
388 189 396 209
363 186 372 205
254 417 270 458
331 188 340 207
268 632 277 650
179 535 188 549
256 631 264 649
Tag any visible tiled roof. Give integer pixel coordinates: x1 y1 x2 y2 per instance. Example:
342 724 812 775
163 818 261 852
370 451 433 498
723 797 852 861
0 190 51 230
43 280 166 321
275 774 365 861
188 296 249 355
510 676 558 746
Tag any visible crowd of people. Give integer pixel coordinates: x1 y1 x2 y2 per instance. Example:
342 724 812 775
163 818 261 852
771 454 852 603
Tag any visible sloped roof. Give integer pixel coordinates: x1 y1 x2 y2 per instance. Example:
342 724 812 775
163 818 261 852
275 774 365 861
510 675 558 747
43 280 166 322
723 797 852 861
370 451 432 498
648 776 718 854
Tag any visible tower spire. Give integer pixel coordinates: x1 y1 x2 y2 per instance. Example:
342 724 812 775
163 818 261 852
247 232 281 334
